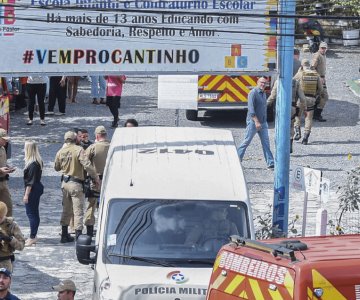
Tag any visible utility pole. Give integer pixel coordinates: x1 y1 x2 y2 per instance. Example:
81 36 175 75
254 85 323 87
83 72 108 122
272 0 296 237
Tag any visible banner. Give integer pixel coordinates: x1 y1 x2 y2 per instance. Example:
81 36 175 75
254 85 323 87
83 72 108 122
0 0 277 75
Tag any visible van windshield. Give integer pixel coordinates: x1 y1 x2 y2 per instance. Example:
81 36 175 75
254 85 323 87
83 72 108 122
104 199 250 267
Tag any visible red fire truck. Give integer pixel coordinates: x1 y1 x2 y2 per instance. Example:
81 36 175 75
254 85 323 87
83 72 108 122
207 235 360 300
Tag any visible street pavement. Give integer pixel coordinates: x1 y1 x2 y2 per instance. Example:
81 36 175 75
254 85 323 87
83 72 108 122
6 44 360 299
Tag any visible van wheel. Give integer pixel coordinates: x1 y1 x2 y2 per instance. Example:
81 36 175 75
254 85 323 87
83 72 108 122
267 104 275 122
186 110 198 121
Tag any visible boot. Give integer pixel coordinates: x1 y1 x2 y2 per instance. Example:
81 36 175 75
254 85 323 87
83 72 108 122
86 225 94 237
60 226 74 243
75 230 83 240
314 108 326 122
294 126 301 141
302 132 310 145
111 120 118 128
290 139 293 154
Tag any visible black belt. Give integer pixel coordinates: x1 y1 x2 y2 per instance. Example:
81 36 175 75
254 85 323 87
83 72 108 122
0 175 9 182
305 94 315 98
61 175 84 184
0 255 12 262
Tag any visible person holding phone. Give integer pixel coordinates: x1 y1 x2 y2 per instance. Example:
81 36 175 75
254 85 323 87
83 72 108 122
0 129 15 217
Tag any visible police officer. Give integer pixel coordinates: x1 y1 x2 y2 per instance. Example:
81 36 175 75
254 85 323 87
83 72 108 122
52 279 76 300
311 41 328 122
293 48 301 76
267 77 306 153
84 126 110 237
294 59 323 145
0 129 15 217
0 202 25 272
54 131 100 243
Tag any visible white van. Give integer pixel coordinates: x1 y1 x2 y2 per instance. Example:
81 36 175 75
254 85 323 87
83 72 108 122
76 126 255 300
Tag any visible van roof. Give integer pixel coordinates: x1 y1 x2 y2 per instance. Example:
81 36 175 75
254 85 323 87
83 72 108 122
103 126 249 202
263 234 360 261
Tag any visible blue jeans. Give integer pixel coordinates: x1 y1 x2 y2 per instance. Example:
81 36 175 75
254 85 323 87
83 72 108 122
25 182 43 238
237 120 274 167
91 76 106 99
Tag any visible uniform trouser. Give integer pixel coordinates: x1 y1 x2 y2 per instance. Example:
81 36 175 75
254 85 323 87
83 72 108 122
48 76 67 113
84 197 97 226
60 181 85 231
0 259 13 272
294 98 316 134
290 107 296 138
317 84 328 109
67 76 79 102
0 181 12 217
25 182 43 238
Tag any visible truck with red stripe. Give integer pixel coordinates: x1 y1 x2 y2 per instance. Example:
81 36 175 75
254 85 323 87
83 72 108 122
207 235 360 300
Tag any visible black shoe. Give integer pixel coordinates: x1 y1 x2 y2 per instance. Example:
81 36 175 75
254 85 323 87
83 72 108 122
111 121 118 128
267 165 275 170
315 115 327 122
60 234 74 243
314 108 326 122
302 133 310 145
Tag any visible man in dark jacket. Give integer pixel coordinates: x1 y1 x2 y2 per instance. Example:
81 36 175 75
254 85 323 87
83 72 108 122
0 268 20 300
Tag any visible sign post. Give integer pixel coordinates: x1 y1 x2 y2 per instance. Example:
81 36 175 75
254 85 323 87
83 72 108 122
290 166 322 236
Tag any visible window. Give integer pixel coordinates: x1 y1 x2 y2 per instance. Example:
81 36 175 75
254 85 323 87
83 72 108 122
104 199 250 267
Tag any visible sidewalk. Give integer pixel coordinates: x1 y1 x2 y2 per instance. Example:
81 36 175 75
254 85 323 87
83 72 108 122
347 78 360 98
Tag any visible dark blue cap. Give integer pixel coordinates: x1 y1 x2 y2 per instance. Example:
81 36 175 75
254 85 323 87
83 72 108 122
0 268 11 278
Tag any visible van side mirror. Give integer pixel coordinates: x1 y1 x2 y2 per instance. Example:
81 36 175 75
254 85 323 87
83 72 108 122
76 234 96 265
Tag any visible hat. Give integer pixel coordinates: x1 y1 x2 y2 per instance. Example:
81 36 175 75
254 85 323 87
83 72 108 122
0 129 9 141
95 125 107 135
64 131 77 142
293 48 300 55
52 279 76 292
319 42 328 48
301 59 310 67
0 268 11 278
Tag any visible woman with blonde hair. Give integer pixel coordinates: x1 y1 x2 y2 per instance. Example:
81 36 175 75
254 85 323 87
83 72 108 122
23 140 44 246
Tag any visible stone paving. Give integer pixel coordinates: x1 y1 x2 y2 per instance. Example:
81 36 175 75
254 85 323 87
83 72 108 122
5 44 360 299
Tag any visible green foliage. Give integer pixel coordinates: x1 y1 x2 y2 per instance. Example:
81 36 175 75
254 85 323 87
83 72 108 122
328 0 360 15
328 166 360 235
254 204 300 239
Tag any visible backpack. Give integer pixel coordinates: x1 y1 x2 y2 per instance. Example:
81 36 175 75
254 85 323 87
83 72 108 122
301 69 318 97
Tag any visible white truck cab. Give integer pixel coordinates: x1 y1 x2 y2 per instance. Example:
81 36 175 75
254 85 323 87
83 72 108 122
76 126 255 300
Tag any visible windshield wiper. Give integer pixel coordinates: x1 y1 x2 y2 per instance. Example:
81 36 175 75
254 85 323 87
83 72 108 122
107 253 174 267
185 259 214 265
166 259 214 266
